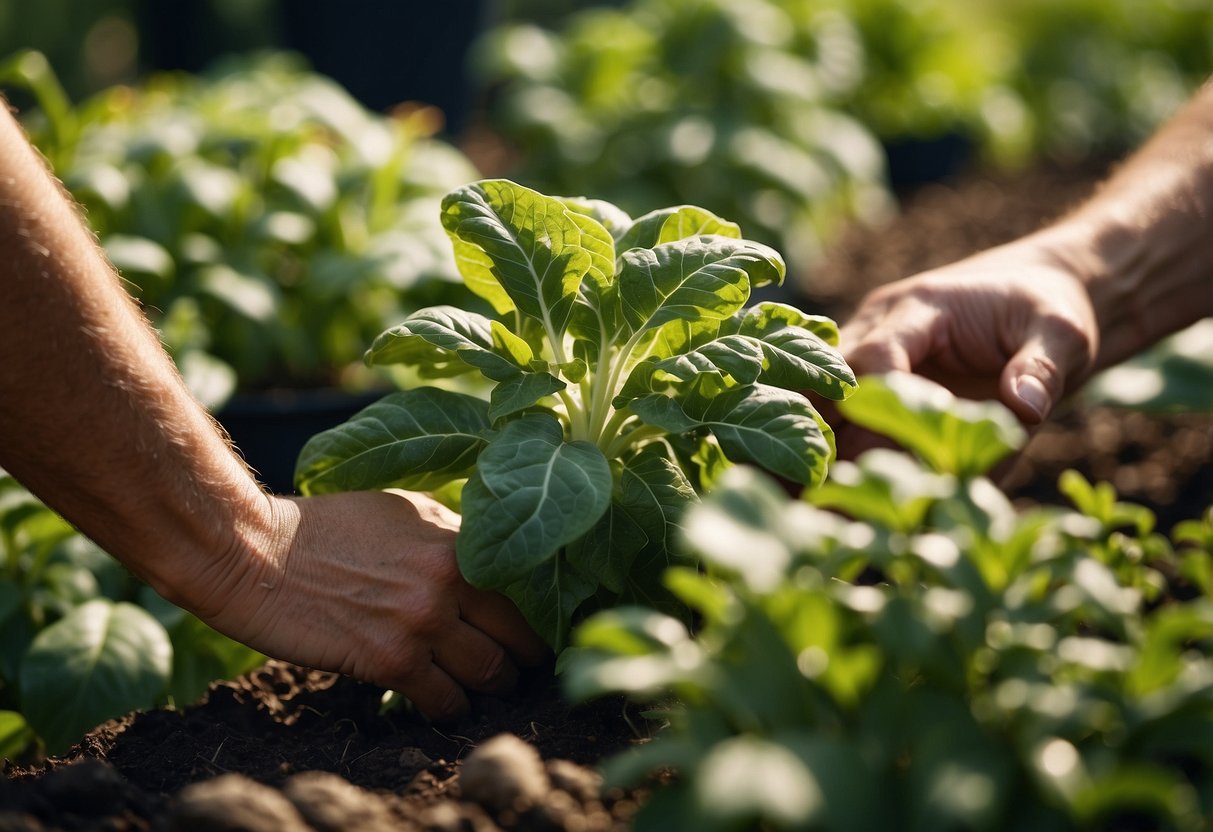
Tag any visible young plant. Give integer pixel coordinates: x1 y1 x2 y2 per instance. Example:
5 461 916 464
295 179 855 648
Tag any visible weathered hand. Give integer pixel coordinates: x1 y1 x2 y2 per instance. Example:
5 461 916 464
190 489 548 721
840 237 1100 426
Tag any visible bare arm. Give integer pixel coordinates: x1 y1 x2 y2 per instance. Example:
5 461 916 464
842 81 1213 424
0 104 544 717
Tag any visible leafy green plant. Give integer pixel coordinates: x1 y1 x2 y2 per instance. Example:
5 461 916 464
295 179 855 649
567 373 1213 831
0 473 264 757
0 50 480 407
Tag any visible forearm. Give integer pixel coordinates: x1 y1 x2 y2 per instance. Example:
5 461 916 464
0 104 280 606
1035 80 1213 371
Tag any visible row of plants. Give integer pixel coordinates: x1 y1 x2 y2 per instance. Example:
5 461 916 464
476 0 1213 280
2 49 480 408
0 472 264 758
565 373 1213 831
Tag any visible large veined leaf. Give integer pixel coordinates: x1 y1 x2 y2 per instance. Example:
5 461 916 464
838 373 1025 477
567 207 622 359
728 301 841 346
295 388 491 494
441 180 599 336
614 335 765 407
365 305 531 381
616 205 742 252
559 195 633 241
568 446 696 595
488 371 566 421
630 383 833 487
501 555 597 652
619 236 784 336
458 415 613 589
749 327 856 400
20 600 171 755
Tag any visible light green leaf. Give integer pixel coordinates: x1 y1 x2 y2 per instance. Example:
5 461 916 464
458 415 613 587
809 449 955 533
488 372 566 421
441 179 592 335
838 373 1025 477
366 306 530 382
0 711 33 761
20 600 171 755
617 206 742 252
295 389 490 495
729 301 841 346
631 384 832 486
619 236 784 336
559 196 633 240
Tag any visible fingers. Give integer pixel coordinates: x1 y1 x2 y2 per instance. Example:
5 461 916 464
841 291 942 377
999 313 1095 425
431 619 519 695
389 661 470 722
458 586 550 667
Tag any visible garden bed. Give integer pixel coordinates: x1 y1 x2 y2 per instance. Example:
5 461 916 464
4 163 1211 830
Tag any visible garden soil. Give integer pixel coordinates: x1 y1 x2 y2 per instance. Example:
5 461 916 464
3 164 1211 831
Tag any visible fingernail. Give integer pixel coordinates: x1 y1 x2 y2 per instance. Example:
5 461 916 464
1015 375 1049 421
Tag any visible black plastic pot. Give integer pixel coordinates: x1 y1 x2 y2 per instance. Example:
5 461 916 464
216 388 385 495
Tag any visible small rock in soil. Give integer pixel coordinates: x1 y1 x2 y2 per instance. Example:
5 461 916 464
545 759 602 803
419 800 501 832
459 734 549 814
283 770 396 832
168 773 311 832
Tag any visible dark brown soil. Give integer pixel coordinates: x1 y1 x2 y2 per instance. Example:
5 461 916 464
3 163 1210 831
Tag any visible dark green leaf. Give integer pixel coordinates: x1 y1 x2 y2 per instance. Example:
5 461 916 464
458 415 612 587
631 384 832 487
501 555 597 652
619 236 784 336
295 389 490 495
750 328 856 400
20 600 171 755
488 372 566 421
366 306 530 381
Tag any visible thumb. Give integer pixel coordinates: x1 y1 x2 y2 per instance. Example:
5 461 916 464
1000 322 1091 425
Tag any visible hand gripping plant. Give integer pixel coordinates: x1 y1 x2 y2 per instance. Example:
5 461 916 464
296 179 856 649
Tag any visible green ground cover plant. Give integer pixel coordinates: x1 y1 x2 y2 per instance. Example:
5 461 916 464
0 50 479 407
567 372 1213 831
296 179 855 649
0 473 264 758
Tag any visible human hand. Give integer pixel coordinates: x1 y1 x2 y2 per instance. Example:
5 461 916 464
189 489 548 721
839 237 1100 429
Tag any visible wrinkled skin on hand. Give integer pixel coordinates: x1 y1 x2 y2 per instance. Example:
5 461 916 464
841 239 1099 420
190 489 549 721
